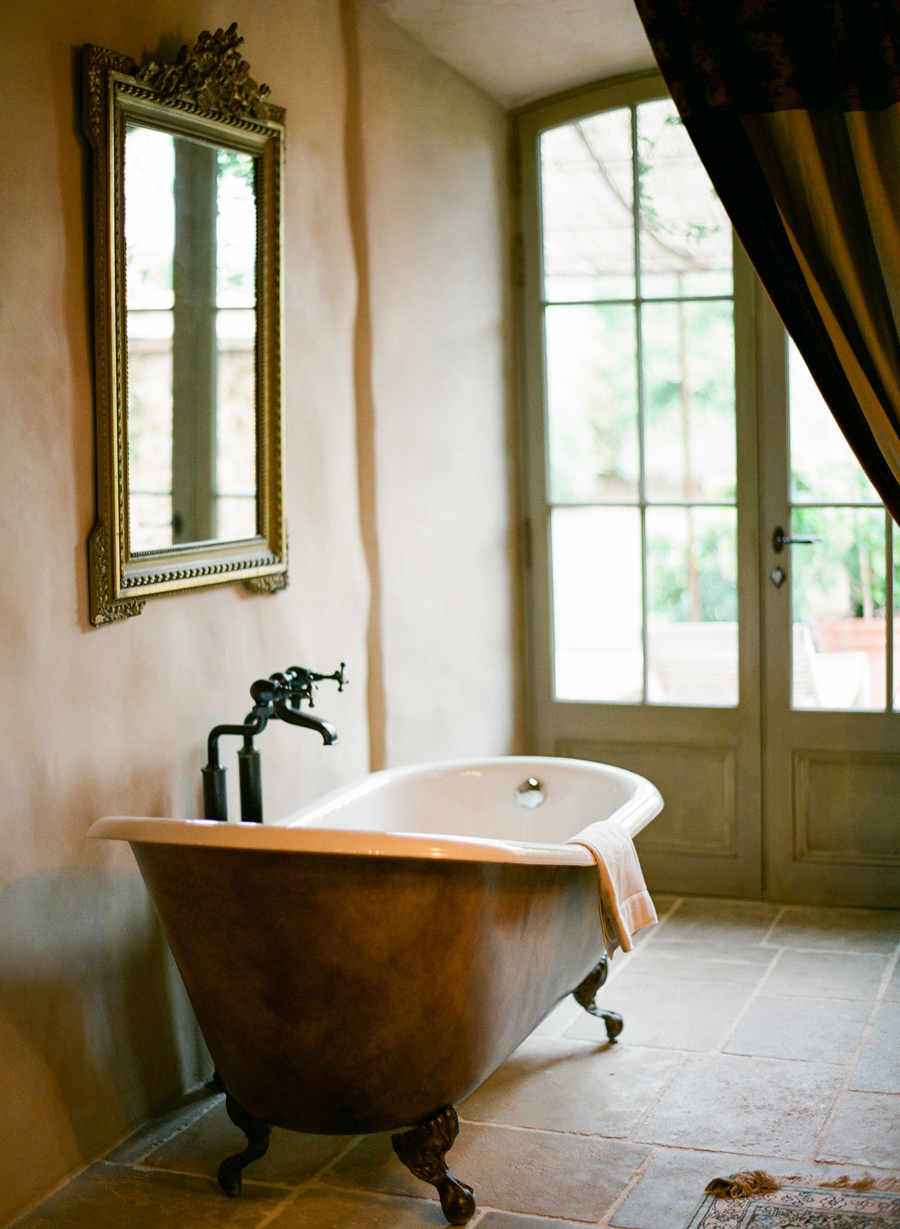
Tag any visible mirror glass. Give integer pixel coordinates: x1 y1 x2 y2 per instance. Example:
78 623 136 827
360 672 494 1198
125 123 258 553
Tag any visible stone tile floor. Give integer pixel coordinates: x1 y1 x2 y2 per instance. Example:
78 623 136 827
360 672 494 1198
11 896 900 1228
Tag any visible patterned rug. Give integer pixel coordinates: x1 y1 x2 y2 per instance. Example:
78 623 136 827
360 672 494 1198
686 1174 900 1228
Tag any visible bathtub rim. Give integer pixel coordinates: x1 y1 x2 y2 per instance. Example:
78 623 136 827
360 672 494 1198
89 755 662 867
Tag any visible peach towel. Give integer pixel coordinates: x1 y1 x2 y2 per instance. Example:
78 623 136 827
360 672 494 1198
567 821 657 955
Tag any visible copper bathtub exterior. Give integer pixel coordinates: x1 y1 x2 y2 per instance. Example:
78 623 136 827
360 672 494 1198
91 756 662 1137
134 843 604 1133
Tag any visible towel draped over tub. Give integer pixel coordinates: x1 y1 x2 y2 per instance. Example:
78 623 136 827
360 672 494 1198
567 822 658 955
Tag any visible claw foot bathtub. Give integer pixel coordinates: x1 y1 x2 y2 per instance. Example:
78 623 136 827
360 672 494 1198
90 756 662 1224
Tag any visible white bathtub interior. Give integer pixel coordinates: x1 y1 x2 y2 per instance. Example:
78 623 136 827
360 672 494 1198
276 756 657 843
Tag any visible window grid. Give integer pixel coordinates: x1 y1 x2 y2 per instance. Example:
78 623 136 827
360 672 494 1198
543 101 737 706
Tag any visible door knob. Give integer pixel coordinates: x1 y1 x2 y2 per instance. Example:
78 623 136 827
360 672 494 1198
772 526 822 553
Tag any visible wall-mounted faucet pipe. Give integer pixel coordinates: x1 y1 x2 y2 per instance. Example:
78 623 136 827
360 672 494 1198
202 664 346 823
238 747 263 825
202 710 269 822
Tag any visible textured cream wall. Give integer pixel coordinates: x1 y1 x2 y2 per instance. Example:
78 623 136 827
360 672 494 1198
0 0 514 1221
354 3 520 765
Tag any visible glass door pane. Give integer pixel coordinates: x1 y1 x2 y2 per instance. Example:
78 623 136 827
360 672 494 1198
541 106 634 303
541 97 737 706
646 506 738 705
551 506 643 701
545 304 638 503
788 340 894 710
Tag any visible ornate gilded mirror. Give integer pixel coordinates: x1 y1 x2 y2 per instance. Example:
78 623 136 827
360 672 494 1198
84 25 286 625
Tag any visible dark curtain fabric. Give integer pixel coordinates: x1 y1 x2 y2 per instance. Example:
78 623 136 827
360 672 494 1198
633 0 900 523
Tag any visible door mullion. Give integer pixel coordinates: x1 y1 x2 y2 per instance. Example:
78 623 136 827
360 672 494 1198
632 105 650 704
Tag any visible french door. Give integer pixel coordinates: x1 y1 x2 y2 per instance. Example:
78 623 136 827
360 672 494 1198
516 74 900 907
759 300 900 907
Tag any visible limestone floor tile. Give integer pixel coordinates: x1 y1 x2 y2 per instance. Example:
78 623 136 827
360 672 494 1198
477 1215 589 1228
459 1036 683 1137
105 1091 219 1164
609 1148 889 1229
10 1161 287 1229
647 939 779 967
566 958 763 1051
324 1123 649 1221
140 1098 352 1185
654 899 781 946
626 952 766 985
636 1053 844 1157
766 907 900 955
723 995 870 1065
265 1185 446 1227
851 1003 900 1093
884 964 900 1002
762 951 890 1001
818 1091 900 1169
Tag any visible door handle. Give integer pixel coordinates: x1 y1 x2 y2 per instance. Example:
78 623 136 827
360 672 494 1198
772 526 822 553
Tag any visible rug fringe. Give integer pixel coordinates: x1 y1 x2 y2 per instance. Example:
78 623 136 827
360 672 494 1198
705 1170 900 1199
820 1174 900 1192
704 1171 780 1198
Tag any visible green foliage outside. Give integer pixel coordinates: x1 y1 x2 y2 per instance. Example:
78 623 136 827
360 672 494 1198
791 506 886 623
648 510 738 623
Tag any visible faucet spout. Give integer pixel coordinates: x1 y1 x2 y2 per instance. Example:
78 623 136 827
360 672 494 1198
203 663 345 824
274 699 338 745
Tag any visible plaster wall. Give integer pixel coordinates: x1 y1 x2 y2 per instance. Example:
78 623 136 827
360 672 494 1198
355 3 520 765
0 1 514 1221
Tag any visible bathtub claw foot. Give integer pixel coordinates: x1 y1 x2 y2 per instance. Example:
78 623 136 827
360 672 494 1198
217 1093 272 1197
573 958 624 1042
392 1104 476 1225
596 1009 624 1041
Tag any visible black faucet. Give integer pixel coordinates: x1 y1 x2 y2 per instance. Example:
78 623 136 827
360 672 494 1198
201 664 346 823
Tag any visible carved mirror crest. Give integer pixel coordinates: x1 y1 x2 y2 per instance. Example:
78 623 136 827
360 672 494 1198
84 24 287 625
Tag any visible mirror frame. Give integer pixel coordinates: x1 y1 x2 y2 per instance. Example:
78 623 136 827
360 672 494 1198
83 26 287 625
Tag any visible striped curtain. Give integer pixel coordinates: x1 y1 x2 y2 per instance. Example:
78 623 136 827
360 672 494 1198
633 0 900 522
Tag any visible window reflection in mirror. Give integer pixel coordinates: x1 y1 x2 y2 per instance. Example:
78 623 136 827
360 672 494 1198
125 124 258 553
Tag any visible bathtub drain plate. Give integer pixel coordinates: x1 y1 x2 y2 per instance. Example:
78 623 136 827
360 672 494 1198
515 778 545 809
